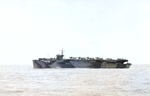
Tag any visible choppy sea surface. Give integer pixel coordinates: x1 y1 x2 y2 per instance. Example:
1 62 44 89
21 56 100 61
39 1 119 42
0 64 150 96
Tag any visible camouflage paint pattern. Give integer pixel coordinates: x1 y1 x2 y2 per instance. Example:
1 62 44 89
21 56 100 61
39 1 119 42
33 50 131 68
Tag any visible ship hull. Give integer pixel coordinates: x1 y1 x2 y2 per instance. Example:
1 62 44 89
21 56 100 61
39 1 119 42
33 60 131 68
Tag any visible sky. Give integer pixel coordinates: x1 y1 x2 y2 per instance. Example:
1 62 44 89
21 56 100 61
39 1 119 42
0 0 150 65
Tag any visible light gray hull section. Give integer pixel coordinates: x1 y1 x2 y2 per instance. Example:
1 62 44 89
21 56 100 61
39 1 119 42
33 60 50 68
33 60 42 68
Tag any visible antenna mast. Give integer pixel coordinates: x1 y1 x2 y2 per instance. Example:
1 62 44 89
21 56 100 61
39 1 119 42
61 49 63 55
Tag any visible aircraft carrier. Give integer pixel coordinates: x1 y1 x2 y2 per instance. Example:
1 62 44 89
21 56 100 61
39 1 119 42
33 50 132 68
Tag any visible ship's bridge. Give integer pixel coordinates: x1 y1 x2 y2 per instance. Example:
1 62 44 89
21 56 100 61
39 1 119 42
56 54 64 60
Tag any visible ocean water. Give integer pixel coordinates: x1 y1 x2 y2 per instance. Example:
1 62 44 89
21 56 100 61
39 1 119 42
0 64 150 96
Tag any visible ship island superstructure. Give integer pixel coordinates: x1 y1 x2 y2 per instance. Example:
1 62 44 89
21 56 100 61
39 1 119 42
33 50 132 68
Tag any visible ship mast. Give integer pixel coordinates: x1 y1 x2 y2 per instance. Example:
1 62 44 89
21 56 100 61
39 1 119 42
56 49 64 60
61 49 63 55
